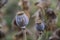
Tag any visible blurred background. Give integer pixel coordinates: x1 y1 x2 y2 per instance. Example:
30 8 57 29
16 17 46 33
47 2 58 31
1 0 60 40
